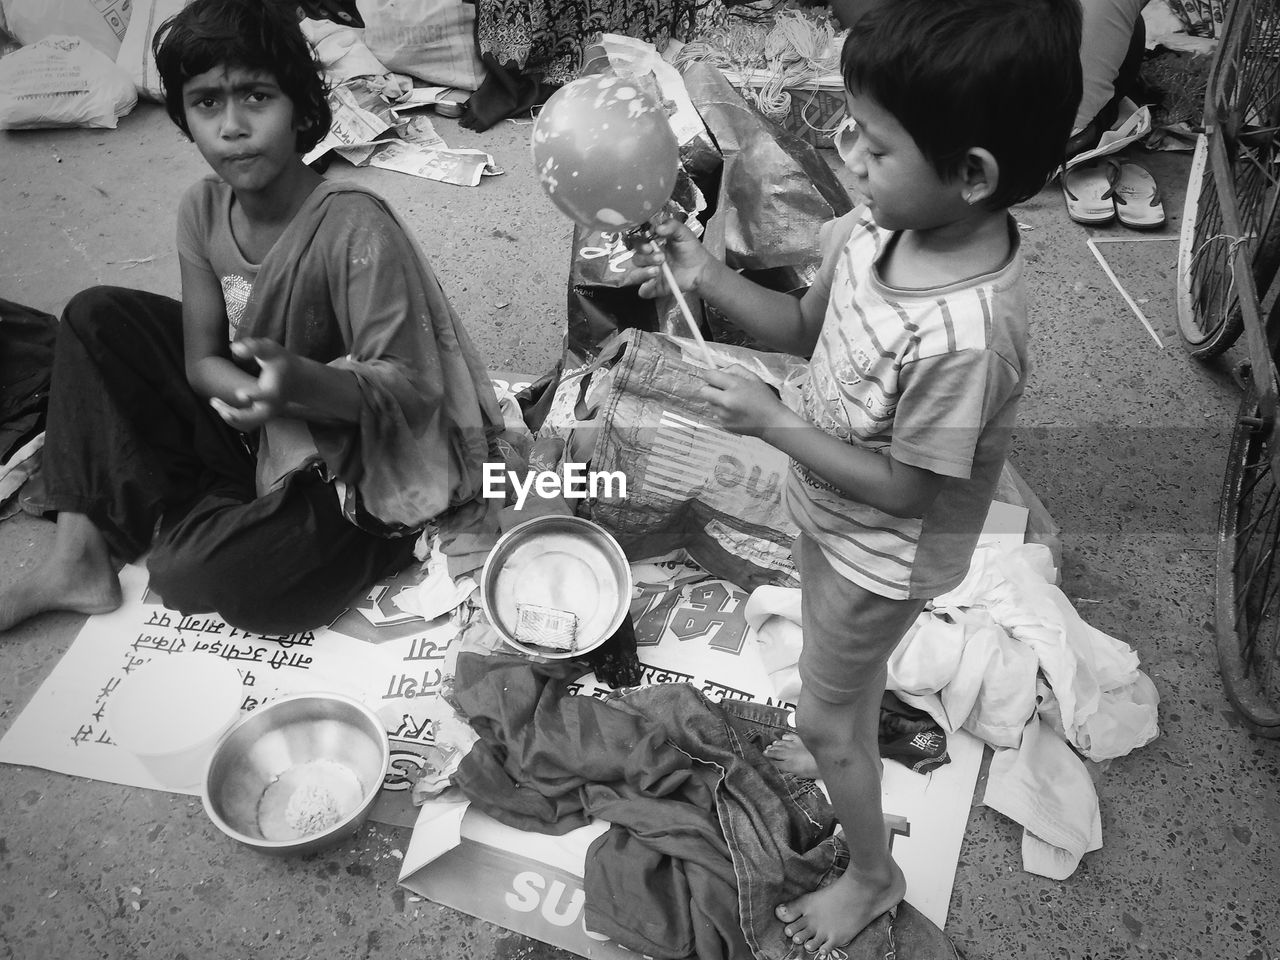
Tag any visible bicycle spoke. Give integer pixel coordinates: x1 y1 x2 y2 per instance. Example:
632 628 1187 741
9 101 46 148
1234 436 1279 665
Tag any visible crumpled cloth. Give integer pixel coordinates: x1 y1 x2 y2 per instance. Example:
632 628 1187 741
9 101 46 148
927 542 1160 761
983 715 1103 880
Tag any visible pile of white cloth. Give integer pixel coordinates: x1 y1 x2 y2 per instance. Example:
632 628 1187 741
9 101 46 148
745 540 1160 880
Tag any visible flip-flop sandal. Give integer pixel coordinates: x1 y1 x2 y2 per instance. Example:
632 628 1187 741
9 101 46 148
1061 159 1118 225
1113 161 1166 229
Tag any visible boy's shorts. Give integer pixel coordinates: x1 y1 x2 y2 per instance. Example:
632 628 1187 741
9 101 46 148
796 534 928 705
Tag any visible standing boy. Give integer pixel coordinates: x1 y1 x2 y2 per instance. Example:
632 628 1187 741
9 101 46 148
632 0 1082 953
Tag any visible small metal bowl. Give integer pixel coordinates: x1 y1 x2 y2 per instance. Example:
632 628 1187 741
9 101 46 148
202 693 389 856
480 514 632 659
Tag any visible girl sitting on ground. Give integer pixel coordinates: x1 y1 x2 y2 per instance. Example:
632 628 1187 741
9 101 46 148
0 0 501 635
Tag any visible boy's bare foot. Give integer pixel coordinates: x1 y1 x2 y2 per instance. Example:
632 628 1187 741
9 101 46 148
0 516 122 632
763 732 820 778
775 858 906 958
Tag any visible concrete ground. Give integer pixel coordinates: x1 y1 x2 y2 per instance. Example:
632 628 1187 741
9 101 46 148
0 96 1277 960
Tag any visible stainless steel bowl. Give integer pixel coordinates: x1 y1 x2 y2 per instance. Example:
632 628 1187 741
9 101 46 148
480 514 632 659
202 693 389 856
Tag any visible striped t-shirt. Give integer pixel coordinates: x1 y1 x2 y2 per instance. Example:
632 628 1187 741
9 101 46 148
783 209 1028 600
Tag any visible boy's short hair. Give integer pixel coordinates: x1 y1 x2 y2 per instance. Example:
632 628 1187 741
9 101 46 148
842 0 1082 210
153 0 331 154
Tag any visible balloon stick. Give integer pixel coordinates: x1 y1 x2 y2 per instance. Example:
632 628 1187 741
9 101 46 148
621 221 715 368
660 260 715 368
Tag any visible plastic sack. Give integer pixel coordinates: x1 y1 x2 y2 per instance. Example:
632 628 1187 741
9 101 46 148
680 60 853 274
357 0 485 91
2 0 131 58
0 35 137 129
678 60 852 347
299 16 392 85
115 0 188 102
541 328 808 590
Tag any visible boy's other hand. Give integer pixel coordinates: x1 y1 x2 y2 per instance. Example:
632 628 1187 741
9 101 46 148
631 219 710 300
209 338 295 430
698 365 788 438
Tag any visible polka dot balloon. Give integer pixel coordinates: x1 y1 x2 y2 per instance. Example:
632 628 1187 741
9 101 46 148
531 74 680 233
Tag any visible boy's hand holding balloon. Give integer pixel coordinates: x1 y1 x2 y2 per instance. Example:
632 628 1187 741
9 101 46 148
626 218 714 303
531 74 714 366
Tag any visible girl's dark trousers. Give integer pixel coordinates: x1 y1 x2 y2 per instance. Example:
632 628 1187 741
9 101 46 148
41 286 415 634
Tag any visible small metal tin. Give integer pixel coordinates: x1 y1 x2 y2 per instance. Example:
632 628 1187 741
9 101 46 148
480 515 632 659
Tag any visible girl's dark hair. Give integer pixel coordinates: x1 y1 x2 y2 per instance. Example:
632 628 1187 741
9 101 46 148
842 0 1083 210
153 0 331 154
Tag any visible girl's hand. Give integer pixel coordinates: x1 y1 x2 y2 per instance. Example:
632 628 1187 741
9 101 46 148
209 338 296 431
697 365 788 438
630 218 712 300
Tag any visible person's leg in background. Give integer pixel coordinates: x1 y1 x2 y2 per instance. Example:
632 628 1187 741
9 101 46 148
827 0 1148 162
1069 0 1148 156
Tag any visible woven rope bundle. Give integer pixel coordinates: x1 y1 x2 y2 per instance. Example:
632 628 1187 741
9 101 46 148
675 8 844 125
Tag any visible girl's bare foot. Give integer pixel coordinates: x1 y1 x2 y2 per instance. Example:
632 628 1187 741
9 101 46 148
775 858 906 958
0 514 122 632
764 732 820 778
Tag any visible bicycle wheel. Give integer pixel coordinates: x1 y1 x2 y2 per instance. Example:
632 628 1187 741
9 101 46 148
1177 0 1280 358
1217 389 1280 736
1177 133 1246 357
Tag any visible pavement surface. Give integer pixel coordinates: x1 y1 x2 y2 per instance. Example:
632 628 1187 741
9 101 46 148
1 97 1277 960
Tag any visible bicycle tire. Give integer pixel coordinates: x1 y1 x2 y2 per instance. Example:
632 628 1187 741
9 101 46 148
1177 0 1280 358
1177 133 1246 357
1216 389 1280 736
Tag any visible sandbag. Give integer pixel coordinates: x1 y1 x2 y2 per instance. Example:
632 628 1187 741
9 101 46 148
357 0 485 91
299 16 391 85
2 0 131 58
115 0 188 102
0 35 137 129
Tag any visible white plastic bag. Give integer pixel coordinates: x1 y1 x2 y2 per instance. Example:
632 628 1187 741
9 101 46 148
357 0 485 91
0 35 137 129
2 0 131 58
116 0 190 102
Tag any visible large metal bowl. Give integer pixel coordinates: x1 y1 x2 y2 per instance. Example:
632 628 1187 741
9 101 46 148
202 693 389 856
480 514 632 659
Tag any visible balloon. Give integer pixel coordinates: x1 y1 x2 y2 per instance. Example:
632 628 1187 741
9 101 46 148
531 75 680 233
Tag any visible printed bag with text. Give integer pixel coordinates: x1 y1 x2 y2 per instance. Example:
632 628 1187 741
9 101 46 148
574 329 808 590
